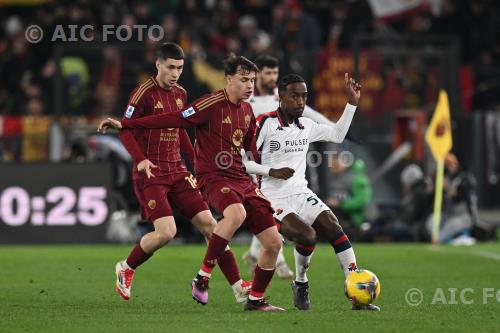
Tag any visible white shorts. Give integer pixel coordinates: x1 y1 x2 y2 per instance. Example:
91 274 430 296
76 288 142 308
270 192 330 226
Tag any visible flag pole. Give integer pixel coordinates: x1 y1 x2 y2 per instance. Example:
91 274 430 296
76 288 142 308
431 159 445 245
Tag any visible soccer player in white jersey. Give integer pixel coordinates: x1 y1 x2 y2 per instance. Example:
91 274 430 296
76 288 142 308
243 73 380 311
244 55 351 279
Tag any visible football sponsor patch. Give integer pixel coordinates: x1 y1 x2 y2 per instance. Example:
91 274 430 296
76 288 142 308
125 105 135 118
181 107 196 118
269 140 281 152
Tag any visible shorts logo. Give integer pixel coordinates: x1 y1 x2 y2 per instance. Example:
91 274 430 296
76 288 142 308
275 208 284 215
181 107 196 118
148 200 156 210
125 105 135 118
269 140 281 152
220 187 230 193
176 98 183 108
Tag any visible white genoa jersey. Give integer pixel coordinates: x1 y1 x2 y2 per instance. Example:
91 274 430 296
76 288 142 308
255 107 355 199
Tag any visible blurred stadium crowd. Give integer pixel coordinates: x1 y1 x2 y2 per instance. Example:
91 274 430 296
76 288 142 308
1 1 500 120
0 0 499 243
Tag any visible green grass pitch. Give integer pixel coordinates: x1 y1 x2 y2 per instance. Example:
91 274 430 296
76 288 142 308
1 243 499 332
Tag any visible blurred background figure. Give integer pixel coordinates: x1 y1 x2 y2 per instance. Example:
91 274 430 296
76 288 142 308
326 157 372 241
425 153 477 245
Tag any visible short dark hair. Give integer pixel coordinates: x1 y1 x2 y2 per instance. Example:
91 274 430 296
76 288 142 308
278 74 306 95
156 42 184 61
254 55 279 71
223 53 259 76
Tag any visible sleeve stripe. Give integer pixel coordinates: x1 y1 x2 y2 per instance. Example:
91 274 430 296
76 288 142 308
196 92 224 109
130 80 154 105
197 96 225 111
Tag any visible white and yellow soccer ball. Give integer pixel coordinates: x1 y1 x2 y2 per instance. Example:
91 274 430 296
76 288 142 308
344 269 381 305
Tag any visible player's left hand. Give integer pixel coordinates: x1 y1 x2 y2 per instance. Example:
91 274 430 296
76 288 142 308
269 167 295 180
97 118 122 133
345 73 361 106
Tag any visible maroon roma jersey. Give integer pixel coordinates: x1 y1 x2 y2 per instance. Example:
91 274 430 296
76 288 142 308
119 77 195 180
121 89 259 182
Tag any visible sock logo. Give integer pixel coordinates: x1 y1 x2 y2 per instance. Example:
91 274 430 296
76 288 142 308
348 262 358 272
205 259 217 266
148 200 156 210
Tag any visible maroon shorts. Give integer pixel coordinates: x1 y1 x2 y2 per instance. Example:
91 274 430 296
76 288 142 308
133 172 209 222
200 176 276 235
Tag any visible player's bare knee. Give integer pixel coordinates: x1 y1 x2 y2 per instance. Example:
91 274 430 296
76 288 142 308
157 229 176 245
262 237 282 255
224 204 247 225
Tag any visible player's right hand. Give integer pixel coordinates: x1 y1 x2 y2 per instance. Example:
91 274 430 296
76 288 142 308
137 159 158 179
269 167 295 180
97 118 122 133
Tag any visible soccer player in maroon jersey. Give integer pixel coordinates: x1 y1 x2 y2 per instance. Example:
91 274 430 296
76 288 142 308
108 43 250 304
98 54 286 312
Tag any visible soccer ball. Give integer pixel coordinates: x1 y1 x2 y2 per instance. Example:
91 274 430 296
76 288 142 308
344 269 381 305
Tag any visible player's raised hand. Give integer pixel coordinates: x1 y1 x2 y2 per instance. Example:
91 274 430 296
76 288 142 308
269 167 295 180
345 73 361 106
137 159 158 179
97 118 122 133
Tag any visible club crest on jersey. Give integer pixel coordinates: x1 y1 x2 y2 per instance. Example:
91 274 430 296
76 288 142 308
232 129 244 147
269 140 281 152
176 98 183 108
125 105 135 118
182 107 196 118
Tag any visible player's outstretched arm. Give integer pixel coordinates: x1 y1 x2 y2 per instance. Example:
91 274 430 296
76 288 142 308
302 105 335 126
241 149 294 180
303 73 360 126
120 105 210 130
309 73 360 143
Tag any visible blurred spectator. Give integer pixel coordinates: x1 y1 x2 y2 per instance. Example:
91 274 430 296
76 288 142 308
425 153 477 245
326 157 372 240
94 46 122 117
